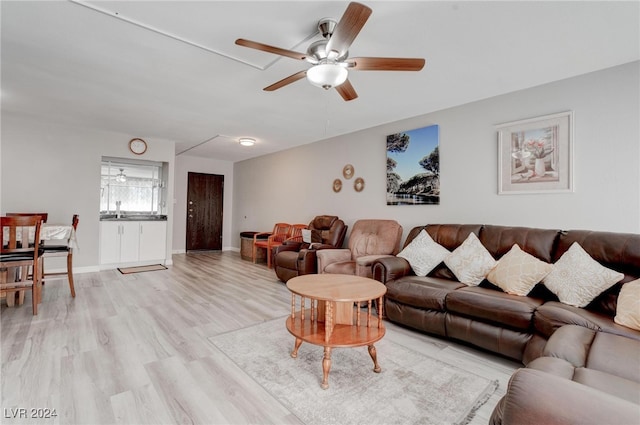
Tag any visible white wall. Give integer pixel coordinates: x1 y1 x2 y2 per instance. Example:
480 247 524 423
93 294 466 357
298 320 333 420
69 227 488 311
232 62 640 246
0 116 176 271
4 62 637 265
172 155 234 253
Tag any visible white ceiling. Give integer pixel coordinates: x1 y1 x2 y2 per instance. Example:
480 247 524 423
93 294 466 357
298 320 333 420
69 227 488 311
2 1 639 162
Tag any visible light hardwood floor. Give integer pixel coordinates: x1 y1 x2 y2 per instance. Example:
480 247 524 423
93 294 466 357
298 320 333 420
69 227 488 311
1 252 519 424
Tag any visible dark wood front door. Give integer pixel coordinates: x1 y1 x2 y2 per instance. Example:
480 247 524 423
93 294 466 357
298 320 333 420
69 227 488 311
186 172 223 251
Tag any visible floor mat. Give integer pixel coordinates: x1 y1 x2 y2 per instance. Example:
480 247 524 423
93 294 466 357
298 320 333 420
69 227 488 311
117 264 168 274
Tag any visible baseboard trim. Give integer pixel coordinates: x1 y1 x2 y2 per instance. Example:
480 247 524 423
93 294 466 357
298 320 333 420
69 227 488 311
172 247 239 254
46 265 101 275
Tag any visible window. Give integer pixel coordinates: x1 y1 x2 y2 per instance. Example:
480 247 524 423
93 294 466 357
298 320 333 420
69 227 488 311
101 157 166 215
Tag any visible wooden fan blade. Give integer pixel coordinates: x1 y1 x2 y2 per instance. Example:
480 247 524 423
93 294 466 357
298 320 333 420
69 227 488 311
335 79 358 101
235 39 307 61
347 57 426 71
263 70 307 91
325 2 372 58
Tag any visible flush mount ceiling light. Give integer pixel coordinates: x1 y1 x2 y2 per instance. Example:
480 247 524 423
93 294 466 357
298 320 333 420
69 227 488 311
306 61 348 90
239 137 255 147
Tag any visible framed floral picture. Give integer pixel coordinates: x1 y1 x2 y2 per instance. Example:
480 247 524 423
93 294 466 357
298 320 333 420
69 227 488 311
496 111 574 194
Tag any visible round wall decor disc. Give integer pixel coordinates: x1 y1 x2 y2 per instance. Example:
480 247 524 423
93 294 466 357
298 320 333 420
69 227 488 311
333 179 343 192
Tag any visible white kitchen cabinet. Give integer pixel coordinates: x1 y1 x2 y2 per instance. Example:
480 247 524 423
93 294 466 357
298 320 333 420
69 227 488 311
99 221 121 265
119 221 141 263
100 220 166 266
138 221 167 262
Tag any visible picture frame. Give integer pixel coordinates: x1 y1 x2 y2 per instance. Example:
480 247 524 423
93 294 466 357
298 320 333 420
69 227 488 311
497 111 574 194
386 124 440 205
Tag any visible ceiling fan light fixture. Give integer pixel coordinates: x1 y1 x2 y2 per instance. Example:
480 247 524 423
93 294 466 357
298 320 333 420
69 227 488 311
239 137 255 147
306 63 348 90
115 168 127 183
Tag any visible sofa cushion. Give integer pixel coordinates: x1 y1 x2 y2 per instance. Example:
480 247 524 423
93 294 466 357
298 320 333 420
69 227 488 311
275 250 298 269
301 228 323 243
539 324 596 367
396 229 450 277
348 219 402 258
614 279 640 331
553 230 640 317
385 276 463 311
487 244 553 296
355 254 394 278
553 230 640 278
385 300 448 337
479 225 559 262
573 368 640 405
446 316 531 361
324 261 356 275
446 286 543 331
444 232 496 286
312 215 337 229
527 356 577 379
422 224 483 280
533 302 640 341
527 357 640 406
532 325 640 404
492 368 640 425
543 242 624 307
586 330 640 383
422 224 483 251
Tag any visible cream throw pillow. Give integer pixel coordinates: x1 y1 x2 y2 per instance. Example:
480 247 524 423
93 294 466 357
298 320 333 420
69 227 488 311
543 242 624 307
487 244 553 296
397 230 450 277
444 233 496 286
614 279 640 331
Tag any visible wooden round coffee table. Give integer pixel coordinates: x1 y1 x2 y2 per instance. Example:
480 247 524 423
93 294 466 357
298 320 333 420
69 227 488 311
285 273 386 389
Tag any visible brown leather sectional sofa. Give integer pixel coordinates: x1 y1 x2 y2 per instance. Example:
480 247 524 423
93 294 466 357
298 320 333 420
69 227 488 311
372 224 640 424
490 324 640 424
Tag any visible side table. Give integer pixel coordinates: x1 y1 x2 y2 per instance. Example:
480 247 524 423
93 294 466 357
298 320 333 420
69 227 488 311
239 231 267 263
285 273 386 389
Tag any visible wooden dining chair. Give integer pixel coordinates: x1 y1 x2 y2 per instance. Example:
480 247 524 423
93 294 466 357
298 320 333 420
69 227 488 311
7 212 49 224
264 224 308 269
1 215 43 314
285 224 309 244
253 223 291 268
41 214 78 298
264 223 309 271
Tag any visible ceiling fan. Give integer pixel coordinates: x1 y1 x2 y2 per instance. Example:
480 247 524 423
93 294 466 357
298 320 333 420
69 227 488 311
235 2 425 101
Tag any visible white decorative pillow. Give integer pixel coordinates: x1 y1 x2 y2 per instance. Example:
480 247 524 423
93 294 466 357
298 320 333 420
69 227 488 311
614 279 640 331
543 242 624 307
487 244 553 296
444 233 496 286
397 230 450 277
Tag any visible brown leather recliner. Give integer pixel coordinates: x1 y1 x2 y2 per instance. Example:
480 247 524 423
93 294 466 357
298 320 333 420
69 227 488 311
273 215 348 283
316 219 403 279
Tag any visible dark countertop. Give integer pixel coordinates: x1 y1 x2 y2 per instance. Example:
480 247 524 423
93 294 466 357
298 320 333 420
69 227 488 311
100 214 167 221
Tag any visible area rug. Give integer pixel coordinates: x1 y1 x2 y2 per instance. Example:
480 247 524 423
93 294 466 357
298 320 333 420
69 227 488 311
209 317 499 425
117 264 167 274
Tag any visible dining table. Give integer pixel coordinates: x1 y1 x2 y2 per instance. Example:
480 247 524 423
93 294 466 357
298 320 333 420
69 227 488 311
1 222 77 307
